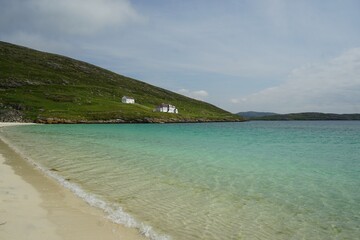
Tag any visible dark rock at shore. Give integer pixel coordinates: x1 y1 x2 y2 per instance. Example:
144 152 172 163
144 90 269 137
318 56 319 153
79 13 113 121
0 109 24 122
32 117 243 124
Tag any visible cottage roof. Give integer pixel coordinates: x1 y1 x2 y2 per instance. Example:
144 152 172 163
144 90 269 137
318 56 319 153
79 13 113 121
157 103 175 108
122 96 134 100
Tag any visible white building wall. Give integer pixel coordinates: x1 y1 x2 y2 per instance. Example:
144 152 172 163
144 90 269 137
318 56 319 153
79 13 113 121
155 104 178 113
122 97 135 104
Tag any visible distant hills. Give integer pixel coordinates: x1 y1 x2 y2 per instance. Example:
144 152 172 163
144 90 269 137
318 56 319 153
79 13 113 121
237 111 278 118
237 112 360 120
0 41 243 123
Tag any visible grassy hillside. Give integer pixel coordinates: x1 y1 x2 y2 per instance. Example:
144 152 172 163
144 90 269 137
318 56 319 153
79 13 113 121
0 41 242 123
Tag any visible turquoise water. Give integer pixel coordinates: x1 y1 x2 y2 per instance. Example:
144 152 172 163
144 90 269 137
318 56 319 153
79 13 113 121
1 121 359 239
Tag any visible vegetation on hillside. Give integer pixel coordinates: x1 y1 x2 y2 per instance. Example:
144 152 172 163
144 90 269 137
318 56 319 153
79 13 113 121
0 41 242 123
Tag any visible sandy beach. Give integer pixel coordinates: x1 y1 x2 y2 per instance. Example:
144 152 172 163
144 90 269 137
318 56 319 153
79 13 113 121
0 123 145 240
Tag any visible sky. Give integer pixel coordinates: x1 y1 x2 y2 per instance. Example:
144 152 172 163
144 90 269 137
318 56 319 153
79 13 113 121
1 0 360 113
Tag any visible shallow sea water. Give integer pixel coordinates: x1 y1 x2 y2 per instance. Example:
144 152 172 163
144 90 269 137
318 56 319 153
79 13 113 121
1 121 359 239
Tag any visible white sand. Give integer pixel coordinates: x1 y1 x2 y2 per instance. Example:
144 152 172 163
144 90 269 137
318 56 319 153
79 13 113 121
0 123 146 240
0 122 36 128
0 152 62 239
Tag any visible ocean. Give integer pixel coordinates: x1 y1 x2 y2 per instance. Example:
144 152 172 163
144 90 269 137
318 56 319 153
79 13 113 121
1 121 359 239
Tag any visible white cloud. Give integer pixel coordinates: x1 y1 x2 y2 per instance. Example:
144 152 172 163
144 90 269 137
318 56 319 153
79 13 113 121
230 98 240 104
0 0 143 36
232 48 360 113
2 32 74 53
177 89 209 100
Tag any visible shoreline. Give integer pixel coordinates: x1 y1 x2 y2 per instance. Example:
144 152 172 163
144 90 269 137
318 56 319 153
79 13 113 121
0 123 145 240
0 122 37 127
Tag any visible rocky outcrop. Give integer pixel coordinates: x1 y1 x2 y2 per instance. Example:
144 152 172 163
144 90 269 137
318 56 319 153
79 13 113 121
33 117 243 124
34 118 127 124
0 109 24 122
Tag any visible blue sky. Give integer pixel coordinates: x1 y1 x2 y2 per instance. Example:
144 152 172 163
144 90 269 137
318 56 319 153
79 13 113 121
1 0 360 113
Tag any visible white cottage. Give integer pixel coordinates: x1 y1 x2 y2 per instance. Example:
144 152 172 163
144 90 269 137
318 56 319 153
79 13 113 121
155 103 178 114
122 96 135 104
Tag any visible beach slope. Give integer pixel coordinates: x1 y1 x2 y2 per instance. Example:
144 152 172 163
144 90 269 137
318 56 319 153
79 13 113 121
0 123 145 240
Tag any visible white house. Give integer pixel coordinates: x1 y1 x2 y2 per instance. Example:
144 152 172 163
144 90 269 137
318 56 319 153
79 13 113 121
155 103 178 114
122 96 135 104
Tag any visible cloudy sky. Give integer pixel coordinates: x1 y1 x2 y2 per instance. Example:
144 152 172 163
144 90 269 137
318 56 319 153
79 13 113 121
1 0 360 113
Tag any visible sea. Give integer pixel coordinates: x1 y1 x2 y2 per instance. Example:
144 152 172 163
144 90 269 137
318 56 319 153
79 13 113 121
1 121 359 239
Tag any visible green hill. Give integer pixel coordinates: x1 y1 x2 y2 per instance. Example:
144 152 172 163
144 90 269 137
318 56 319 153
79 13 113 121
237 111 278 119
0 41 242 123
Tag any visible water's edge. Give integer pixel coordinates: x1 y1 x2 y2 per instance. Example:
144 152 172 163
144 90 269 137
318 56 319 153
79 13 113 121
0 133 170 240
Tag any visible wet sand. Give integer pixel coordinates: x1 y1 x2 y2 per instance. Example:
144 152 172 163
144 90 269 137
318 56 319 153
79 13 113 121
0 123 145 240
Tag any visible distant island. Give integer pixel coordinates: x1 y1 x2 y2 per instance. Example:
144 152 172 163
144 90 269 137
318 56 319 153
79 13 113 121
237 111 278 118
0 41 243 123
237 112 360 120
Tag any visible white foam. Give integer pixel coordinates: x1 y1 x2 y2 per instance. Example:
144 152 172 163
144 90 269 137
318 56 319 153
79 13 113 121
0 135 171 240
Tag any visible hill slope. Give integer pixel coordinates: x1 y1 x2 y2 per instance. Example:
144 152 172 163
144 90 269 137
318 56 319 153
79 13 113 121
237 111 278 119
0 41 242 123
